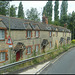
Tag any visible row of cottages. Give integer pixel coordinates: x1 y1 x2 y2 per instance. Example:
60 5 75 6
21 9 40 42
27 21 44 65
0 15 71 65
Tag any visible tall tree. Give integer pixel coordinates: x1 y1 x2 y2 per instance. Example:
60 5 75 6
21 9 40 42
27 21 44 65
26 8 40 22
60 1 68 19
67 11 75 39
60 1 68 26
10 5 17 17
0 1 9 16
54 0 59 21
42 1 53 24
18 2 24 19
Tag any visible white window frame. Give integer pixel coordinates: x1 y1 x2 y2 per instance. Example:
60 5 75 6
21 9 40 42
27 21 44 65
0 30 5 40
50 32 52 37
36 31 39 37
0 52 5 62
27 31 31 38
27 47 31 54
36 45 39 52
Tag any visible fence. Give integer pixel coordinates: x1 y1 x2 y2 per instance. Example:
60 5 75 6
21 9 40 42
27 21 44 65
0 44 75 74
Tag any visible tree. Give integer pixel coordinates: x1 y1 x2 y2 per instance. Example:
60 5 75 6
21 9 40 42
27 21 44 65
42 1 53 24
60 1 68 19
10 5 17 17
67 11 75 39
54 0 59 21
60 14 68 27
18 2 24 19
60 1 68 26
0 1 9 16
26 8 40 22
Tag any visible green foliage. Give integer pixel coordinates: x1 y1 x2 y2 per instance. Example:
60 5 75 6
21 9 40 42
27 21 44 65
54 0 59 21
18 2 24 19
33 50 36 56
0 1 9 16
42 1 53 23
26 8 40 22
60 1 68 27
67 11 75 39
1 43 75 74
60 1 68 19
53 21 60 26
10 5 17 17
60 14 68 27
72 39 75 43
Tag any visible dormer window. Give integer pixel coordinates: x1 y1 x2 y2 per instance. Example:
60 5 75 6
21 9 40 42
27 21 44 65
0 30 5 40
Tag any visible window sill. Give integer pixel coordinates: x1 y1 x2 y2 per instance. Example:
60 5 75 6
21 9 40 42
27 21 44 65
50 36 52 37
27 37 31 39
0 60 5 63
35 37 39 38
0 39 5 41
36 51 38 52
27 53 31 55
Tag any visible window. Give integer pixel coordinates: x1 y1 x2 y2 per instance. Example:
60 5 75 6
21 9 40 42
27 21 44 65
50 41 52 48
65 32 66 36
36 45 39 52
27 31 31 38
0 30 5 40
50 32 52 37
27 47 31 54
0 52 5 62
63 32 64 36
36 31 39 37
69 33 70 36
56 32 58 37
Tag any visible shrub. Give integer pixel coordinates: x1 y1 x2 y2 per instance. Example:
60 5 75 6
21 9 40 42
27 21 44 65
72 39 75 43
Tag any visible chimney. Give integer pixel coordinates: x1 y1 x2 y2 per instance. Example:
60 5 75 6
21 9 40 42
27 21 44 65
64 23 67 28
42 14 48 24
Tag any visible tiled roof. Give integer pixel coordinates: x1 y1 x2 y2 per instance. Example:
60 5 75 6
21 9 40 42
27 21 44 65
0 15 71 32
0 21 7 28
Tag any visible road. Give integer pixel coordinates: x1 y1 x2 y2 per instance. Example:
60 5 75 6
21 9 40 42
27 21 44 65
40 47 75 74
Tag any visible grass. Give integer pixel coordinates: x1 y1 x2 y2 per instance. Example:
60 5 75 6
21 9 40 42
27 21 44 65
0 43 75 74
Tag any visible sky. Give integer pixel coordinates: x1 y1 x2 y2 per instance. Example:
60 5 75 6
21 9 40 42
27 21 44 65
10 1 75 21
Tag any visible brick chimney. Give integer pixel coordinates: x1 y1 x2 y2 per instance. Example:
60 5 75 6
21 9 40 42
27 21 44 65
64 23 67 28
42 14 48 24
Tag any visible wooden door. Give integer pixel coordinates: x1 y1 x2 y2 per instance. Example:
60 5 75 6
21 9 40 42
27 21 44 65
16 51 20 61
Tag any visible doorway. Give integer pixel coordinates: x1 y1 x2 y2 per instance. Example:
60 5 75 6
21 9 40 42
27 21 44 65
16 50 22 61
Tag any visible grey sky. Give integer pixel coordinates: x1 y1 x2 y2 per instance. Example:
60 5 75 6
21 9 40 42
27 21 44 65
10 1 75 21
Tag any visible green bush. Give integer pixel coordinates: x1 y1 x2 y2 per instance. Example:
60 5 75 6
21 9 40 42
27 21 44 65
72 39 75 43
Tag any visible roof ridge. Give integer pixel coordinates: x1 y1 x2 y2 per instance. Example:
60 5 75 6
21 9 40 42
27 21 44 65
0 15 39 22
0 15 70 30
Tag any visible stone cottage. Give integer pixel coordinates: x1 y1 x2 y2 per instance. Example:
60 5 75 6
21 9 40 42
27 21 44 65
0 15 71 64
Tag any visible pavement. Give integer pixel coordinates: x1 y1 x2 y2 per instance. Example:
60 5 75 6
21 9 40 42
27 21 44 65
19 61 50 74
19 47 73 74
40 47 75 74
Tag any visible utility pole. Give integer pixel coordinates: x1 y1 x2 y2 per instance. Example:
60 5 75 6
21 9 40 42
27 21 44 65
9 1 10 36
9 1 11 63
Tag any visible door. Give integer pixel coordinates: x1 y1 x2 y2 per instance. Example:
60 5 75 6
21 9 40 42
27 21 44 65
16 51 20 61
42 45 45 53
